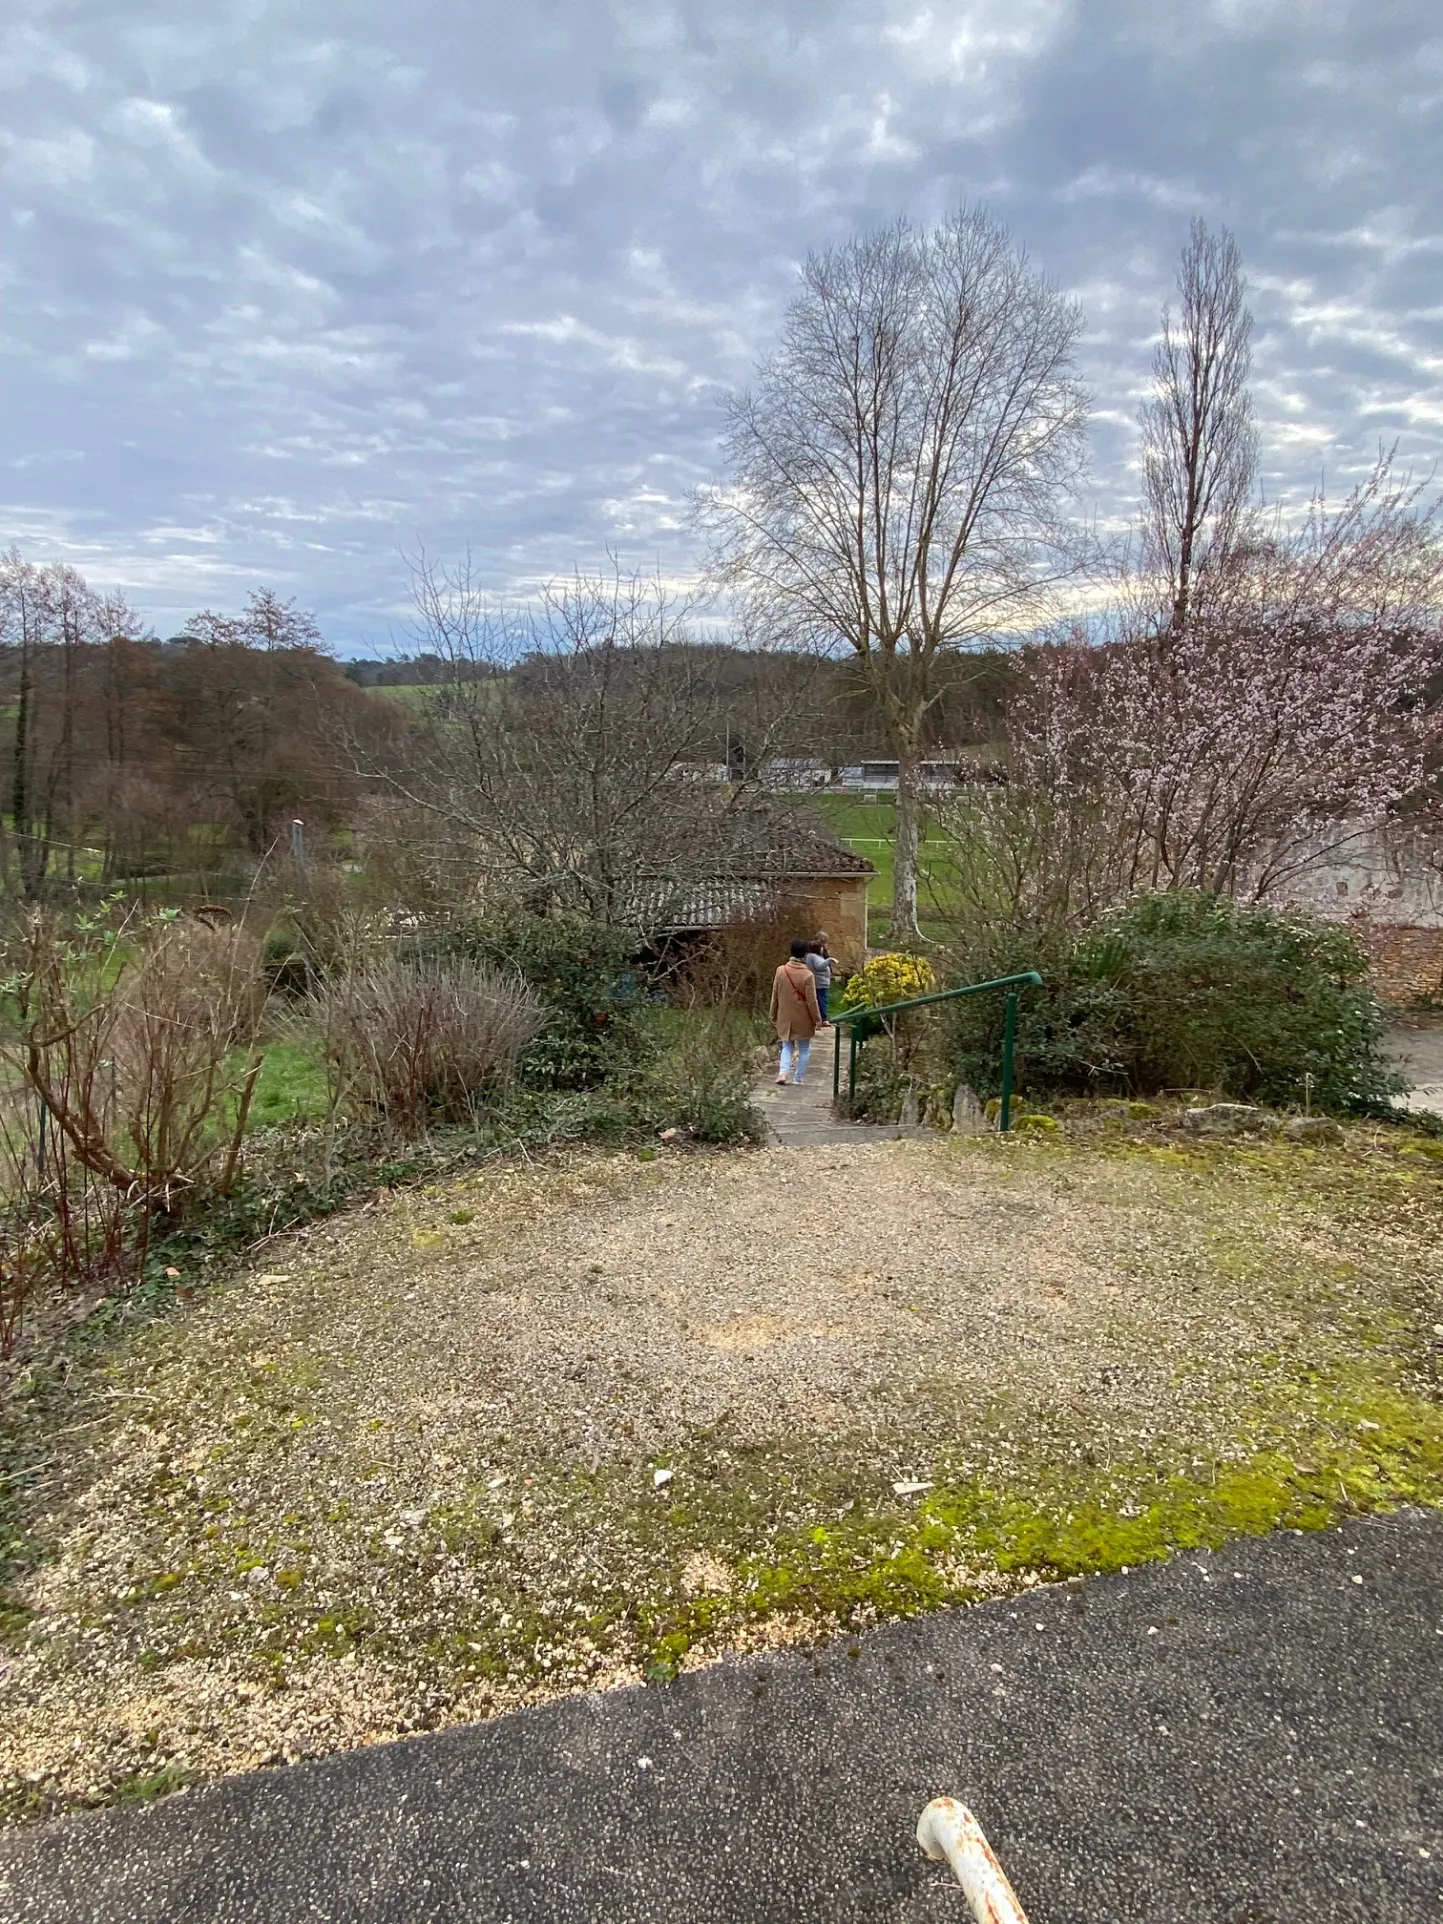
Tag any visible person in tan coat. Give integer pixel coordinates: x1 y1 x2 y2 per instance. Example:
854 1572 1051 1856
770 939 822 1085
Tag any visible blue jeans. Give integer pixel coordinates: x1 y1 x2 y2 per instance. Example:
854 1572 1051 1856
817 984 829 1022
779 1037 811 1083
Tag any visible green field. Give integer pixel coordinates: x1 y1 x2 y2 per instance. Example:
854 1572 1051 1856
805 793 962 943
367 683 435 712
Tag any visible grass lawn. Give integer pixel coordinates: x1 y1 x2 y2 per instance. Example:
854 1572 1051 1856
804 793 963 945
247 1043 330 1130
3 1108 1440 1820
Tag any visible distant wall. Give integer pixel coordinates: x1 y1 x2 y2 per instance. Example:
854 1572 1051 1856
777 876 870 974
1352 920 1443 1007
1273 829 1443 928
1268 829 1443 1008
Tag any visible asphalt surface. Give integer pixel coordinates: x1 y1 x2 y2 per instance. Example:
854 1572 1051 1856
1387 1022 1443 1119
2 1509 1440 1924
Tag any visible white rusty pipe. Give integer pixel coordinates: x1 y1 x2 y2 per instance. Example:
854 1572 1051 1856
916 1798 1031 1924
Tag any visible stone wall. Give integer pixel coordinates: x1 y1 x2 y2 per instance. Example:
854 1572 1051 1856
1264 828 1443 1008
776 875 870 974
1272 828 1443 927
1353 919 1443 1008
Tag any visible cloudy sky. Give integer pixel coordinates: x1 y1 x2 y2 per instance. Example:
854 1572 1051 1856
2 0 1440 649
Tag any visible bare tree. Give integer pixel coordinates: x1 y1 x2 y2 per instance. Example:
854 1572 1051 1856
240 588 323 653
375 557 792 931
708 207 1088 940
1139 220 1259 635
0 553 150 899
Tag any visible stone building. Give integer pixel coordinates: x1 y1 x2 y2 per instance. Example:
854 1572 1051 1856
634 801 875 972
1272 828 1443 1006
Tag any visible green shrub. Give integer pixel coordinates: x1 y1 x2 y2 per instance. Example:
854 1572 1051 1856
260 918 317 998
411 911 657 1089
642 1011 767 1145
948 890 1401 1114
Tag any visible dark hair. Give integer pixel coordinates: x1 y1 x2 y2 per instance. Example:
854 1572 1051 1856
789 939 809 959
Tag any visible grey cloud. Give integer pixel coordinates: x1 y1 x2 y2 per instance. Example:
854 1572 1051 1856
0 0 1438 643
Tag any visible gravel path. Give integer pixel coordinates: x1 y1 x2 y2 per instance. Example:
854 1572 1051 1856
2 1117 1440 1822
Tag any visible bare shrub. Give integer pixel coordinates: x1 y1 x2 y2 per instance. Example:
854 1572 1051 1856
306 955 542 1136
672 902 804 1015
0 1087 134 1357
5 912 266 1215
647 1010 766 1145
0 912 261 1352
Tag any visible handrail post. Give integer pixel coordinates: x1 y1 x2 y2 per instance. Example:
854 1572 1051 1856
829 969 1039 1127
999 990 1018 1133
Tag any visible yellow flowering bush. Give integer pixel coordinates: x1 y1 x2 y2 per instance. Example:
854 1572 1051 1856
836 950 939 1014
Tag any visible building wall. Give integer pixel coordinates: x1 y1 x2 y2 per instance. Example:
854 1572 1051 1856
777 876 870 973
1266 828 1443 1008
1272 828 1443 928
1353 919 1443 1007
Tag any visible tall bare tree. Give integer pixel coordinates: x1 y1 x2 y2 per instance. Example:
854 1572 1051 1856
709 208 1088 939
1139 219 1258 635
181 588 322 652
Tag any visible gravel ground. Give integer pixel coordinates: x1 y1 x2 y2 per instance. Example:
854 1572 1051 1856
2 1122 1441 1822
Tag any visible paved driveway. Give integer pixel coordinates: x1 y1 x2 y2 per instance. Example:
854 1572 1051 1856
1387 1021 1443 1117
2 1509 1439 1923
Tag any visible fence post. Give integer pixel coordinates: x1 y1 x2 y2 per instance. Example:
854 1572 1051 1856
833 1021 842 1100
291 818 308 896
847 1027 859 1110
999 991 1018 1133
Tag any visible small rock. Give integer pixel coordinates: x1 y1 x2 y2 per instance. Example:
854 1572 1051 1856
652 1468 674 1489
892 1479 933 1497
1181 1103 1266 1136
1282 1115 1343 1145
951 1083 987 1135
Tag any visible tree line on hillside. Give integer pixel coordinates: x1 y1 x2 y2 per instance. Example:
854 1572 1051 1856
0 564 397 900
0 552 1017 911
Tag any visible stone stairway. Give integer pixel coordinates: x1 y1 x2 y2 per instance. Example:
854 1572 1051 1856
753 1035 932 1148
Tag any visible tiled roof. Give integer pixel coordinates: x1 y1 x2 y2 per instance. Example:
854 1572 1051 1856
691 797 876 877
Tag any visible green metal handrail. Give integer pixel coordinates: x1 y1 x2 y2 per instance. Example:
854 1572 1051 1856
830 969 1043 1130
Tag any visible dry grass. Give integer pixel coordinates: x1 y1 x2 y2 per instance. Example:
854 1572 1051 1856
2 1121 1441 1819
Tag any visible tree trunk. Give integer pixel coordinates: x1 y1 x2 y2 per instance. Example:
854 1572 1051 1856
891 733 923 945
12 627 38 901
